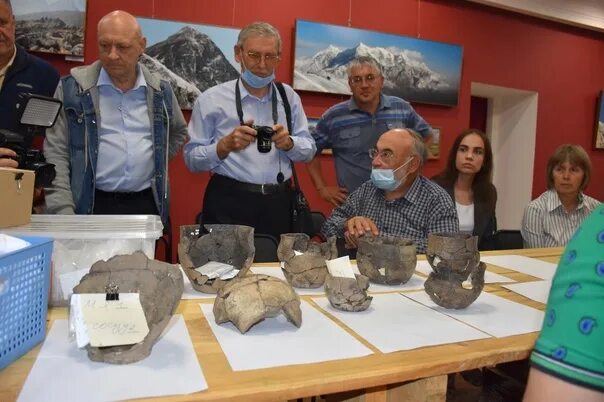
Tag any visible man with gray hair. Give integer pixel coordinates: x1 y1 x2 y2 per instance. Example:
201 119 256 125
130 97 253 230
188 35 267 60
185 21 316 240
307 55 432 207
322 128 457 254
0 0 59 167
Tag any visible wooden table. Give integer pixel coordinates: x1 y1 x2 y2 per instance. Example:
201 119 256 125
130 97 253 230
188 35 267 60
0 248 563 402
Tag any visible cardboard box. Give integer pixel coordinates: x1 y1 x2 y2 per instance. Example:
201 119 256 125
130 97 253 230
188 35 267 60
0 168 34 228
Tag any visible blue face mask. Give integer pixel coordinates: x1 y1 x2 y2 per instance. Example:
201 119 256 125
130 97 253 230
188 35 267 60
370 157 414 191
240 52 275 88
241 69 275 88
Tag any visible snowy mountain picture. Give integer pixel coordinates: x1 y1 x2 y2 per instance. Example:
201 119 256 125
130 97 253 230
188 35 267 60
14 0 86 56
137 18 241 109
293 20 463 107
596 92 604 149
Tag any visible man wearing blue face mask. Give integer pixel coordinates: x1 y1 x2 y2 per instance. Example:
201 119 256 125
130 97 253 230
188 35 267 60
322 128 458 253
184 21 316 240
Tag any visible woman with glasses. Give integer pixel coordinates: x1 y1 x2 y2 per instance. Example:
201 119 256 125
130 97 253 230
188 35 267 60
432 129 497 250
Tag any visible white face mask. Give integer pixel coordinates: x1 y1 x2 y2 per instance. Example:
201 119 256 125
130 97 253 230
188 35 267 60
370 156 414 191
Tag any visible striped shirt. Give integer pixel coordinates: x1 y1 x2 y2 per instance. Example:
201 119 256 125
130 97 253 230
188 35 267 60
312 95 431 193
322 176 459 253
521 189 601 248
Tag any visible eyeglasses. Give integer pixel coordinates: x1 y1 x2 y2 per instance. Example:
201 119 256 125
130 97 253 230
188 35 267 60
369 148 395 162
350 74 379 86
244 50 281 65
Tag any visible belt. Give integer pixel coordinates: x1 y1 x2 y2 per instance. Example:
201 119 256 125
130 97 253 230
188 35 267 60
95 188 153 200
212 174 291 195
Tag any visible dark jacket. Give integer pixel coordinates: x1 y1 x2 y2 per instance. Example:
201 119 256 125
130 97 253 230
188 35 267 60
0 45 60 135
432 176 498 250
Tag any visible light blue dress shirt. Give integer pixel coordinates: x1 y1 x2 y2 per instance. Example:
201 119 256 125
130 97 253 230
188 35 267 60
184 79 316 184
95 66 153 192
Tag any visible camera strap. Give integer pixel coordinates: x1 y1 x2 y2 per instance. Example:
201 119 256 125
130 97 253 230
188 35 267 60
235 78 278 126
273 82 303 194
235 78 284 182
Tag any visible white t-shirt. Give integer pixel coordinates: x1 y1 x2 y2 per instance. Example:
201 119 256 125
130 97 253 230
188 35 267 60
456 202 475 233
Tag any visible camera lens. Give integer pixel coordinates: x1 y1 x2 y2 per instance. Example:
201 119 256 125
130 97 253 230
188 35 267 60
256 126 274 153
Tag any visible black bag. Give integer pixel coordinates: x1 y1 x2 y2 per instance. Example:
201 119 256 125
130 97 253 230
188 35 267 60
275 82 316 236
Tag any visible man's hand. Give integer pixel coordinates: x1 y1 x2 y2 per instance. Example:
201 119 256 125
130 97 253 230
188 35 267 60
318 186 348 207
344 216 379 248
216 121 257 159
0 147 18 168
272 123 293 151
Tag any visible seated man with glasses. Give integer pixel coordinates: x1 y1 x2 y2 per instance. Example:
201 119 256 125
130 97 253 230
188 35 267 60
184 21 316 240
322 128 458 254
306 56 433 207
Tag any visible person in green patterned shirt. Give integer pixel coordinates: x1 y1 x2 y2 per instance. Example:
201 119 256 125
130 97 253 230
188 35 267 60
524 203 604 401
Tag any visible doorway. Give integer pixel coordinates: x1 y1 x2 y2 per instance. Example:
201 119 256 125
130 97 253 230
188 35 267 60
470 83 538 230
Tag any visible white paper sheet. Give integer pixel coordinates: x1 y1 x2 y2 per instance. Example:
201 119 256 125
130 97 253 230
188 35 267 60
366 274 426 293
180 266 216 300
404 291 545 337
326 256 356 279
200 301 373 370
312 294 490 353
503 281 552 304
415 259 516 284
480 255 558 280
250 266 326 295
18 316 207 402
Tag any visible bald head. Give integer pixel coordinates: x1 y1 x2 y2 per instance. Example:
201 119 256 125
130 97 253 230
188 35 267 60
97 10 142 39
97 10 146 90
383 128 427 165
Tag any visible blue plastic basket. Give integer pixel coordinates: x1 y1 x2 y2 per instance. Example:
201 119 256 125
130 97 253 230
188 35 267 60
0 236 53 370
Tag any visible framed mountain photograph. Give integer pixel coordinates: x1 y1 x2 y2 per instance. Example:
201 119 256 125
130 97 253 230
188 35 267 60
594 90 604 149
13 0 87 56
137 17 241 110
293 20 463 107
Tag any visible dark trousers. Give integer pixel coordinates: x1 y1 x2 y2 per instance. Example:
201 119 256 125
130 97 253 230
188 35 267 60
93 188 158 216
202 174 293 240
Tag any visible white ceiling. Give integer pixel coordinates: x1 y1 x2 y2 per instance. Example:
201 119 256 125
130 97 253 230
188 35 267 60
465 0 604 33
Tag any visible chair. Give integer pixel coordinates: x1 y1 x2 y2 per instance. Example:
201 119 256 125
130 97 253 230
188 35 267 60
254 233 279 262
156 217 173 263
310 210 326 239
492 230 524 250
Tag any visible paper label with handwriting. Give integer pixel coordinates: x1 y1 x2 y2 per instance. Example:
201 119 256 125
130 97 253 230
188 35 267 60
79 293 150 347
325 256 357 279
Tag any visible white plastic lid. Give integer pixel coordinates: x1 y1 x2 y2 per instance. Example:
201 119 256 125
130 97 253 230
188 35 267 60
1 215 164 239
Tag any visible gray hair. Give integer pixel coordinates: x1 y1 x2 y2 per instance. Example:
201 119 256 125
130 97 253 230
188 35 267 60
405 128 428 166
237 21 282 53
346 55 383 77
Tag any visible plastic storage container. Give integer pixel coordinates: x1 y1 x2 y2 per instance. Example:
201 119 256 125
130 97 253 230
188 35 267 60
0 236 53 370
2 215 163 306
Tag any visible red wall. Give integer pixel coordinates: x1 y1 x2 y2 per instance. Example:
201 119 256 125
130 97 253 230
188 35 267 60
38 0 604 260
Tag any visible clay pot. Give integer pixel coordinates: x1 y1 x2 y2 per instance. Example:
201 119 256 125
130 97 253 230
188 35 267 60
356 236 417 285
277 233 337 288
424 232 486 309
324 274 372 312
73 252 183 364
178 224 254 293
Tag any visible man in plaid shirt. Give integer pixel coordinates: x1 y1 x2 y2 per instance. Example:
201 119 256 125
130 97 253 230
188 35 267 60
322 129 458 254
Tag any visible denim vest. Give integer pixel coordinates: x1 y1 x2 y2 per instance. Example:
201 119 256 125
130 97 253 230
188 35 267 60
61 76 174 225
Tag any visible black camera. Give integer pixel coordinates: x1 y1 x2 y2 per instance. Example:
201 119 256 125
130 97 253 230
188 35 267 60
252 125 274 153
0 129 56 187
0 94 62 187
